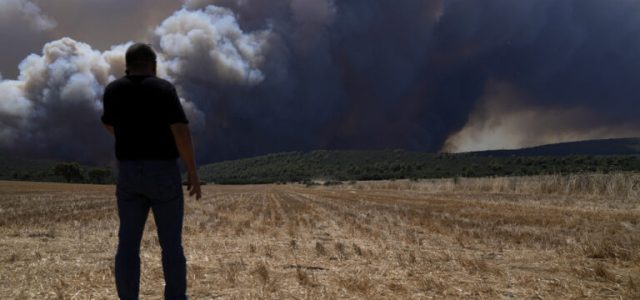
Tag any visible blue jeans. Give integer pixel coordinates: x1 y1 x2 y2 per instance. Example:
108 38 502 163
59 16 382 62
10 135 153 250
115 160 187 300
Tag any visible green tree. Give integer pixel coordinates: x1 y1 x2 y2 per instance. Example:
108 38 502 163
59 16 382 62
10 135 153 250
88 168 112 184
52 163 84 183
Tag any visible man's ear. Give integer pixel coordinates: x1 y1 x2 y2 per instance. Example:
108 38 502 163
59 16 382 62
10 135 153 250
125 68 130 75
152 61 157 76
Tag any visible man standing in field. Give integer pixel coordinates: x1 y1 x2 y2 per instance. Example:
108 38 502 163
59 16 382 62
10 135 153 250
101 43 201 300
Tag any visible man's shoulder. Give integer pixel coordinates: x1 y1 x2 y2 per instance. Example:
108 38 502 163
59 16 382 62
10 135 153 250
105 76 128 91
105 76 176 92
143 76 176 92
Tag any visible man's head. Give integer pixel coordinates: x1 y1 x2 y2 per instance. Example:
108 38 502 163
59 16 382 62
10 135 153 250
125 43 157 76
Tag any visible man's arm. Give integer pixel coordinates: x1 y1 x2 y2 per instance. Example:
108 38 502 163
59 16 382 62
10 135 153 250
170 123 201 200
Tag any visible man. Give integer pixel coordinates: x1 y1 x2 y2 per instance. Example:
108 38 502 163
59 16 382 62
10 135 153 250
101 43 201 300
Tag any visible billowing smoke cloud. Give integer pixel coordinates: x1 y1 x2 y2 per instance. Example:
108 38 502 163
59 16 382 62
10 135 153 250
1 0 639 164
154 6 269 85
0 38 203 163
437 0 640 151
444 81 640 152
37 0 181 51
0 0 181 78
0 38 114 162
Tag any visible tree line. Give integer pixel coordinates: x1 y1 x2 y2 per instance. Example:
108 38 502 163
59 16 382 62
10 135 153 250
197 150 640 184
4 150 639 185
11 162 114 184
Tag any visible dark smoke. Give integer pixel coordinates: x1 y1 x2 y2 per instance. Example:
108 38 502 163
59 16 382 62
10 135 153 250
0 0 639 164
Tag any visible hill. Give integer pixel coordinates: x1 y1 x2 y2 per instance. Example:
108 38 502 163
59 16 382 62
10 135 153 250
199 138 640 184
2 138 638 184
473 137 640 157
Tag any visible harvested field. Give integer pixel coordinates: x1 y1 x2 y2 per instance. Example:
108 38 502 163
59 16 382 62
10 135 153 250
1 174 639 299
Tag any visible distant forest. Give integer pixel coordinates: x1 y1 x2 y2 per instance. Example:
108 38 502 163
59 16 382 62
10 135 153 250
198 150 640 184
0 155 113 184
1 139 639 185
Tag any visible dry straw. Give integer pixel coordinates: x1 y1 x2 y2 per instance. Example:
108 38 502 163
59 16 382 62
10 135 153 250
0 173 638 299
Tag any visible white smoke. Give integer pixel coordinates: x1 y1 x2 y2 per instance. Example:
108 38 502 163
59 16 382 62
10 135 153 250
0 39 115 152
0 38 111 160
0 37 205 160
0 3 270 161
154 5 270 85
443 82 640 152
0 0 56 31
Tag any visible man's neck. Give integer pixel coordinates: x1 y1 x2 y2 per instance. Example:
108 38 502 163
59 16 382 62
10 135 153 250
127 72 154 76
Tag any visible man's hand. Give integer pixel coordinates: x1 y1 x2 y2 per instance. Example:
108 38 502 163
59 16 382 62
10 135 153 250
187 171 202 200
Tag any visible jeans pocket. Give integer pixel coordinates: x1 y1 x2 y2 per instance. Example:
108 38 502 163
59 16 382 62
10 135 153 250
116 166 140 200
148 172 183 203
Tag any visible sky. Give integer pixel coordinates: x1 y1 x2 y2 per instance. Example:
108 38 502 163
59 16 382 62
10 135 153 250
0 0 638 164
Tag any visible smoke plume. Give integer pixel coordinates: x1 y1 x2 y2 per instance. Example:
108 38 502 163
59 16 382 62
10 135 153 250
0 0 639 164
0 0 56 31
0 38 202 163
154 6 270 85
0 0 55 79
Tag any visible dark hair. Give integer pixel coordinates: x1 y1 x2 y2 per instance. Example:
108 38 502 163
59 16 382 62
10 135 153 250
125 43 156 69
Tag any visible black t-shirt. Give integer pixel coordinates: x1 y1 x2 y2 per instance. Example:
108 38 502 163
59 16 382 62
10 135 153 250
101 75 189 161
